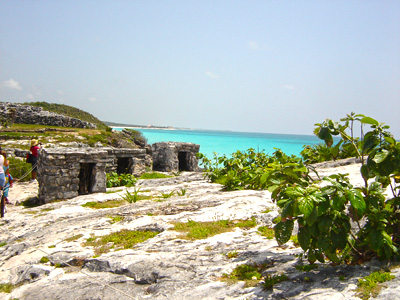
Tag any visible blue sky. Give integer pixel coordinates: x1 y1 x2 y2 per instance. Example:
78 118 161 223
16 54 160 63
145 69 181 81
1 0 399 136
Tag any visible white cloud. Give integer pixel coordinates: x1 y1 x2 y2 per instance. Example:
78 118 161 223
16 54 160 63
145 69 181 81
89 97 97 102
205 71 219 79
2 79 22 90
26 93 34 100
282 84 295 90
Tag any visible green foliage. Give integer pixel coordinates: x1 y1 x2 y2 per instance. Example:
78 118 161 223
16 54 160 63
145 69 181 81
200 112 400 263
198 148 310 191
0 241 7 247
106 172 136 188
356 270 395 300
108 215 125 223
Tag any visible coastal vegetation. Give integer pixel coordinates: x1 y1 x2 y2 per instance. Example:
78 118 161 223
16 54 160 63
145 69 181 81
198 113 400 264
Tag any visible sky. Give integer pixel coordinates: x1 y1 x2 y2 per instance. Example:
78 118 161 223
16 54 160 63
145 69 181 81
1 0 399 136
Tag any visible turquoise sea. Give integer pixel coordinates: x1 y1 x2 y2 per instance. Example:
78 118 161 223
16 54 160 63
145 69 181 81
114 127 323 159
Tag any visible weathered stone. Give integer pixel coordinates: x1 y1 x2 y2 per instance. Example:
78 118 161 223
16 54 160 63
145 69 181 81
0 102 96 129
152 142 200 172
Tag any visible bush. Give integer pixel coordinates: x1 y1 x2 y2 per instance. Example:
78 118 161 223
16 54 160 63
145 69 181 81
106 172 136 188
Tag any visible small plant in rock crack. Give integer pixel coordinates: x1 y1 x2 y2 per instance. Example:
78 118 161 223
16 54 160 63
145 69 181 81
121 188 141 203
177 187 187 196
160 191 175 199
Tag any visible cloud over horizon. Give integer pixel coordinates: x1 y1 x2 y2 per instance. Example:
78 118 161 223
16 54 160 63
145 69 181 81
205 71 219 79
2 79 22 90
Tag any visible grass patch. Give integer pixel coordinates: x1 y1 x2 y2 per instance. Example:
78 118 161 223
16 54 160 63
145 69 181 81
64 234 83 242
139 172 172 180
40 256 50 263
234 217 257 229
262 273 289 290
41 207 54 212
222 263 262 287
84 229 160 255
82 200 126 209
108 215 125 223
226 251 239 259
258 226 275 239
173 218 256 240
355 270 395 300
0 241 7 247
0 282 19 293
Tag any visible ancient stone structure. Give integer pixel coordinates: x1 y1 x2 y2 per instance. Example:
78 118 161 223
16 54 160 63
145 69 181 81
152 142 200 172
38 147 151 203
105 148 152 177
0 102 96 129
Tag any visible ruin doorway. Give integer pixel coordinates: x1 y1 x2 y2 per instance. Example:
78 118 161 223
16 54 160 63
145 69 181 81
79 163 95 195
117 157 133 174
178 152 190 171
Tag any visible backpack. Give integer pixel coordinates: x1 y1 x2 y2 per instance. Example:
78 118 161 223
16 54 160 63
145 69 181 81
26 152 33 164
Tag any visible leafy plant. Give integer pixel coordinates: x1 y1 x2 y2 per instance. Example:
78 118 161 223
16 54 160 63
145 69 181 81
64 234 83 242
106 172 136 188
121 188 143 203
40 256 50 263
274 113 400 263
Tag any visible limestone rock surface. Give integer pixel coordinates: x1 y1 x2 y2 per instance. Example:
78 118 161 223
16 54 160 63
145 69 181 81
0 163 398 300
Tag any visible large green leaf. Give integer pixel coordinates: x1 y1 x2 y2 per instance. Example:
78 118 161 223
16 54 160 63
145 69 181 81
298 196 315 218
318 216 332 233
298 226 311 250
332 195 347 211
360 117 379 126
369 228 383 251
347 190 366 216
372 149 389 164
274 220 294 245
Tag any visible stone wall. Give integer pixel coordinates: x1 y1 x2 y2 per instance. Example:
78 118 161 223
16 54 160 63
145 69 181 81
0 102 96 129
152 142 199 172
38 148 110 203
37 147 153 203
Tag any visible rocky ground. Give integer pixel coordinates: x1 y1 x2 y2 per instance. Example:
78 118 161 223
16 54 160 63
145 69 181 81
0 163 399 300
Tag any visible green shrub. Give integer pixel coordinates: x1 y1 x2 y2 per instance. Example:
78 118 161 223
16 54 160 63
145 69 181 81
106 172 136 188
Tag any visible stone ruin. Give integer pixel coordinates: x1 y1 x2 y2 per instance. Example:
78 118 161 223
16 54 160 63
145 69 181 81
152 142 200 172
37 142 199 203
37 147 149 203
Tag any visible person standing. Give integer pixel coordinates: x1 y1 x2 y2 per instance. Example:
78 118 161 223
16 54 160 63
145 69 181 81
30 139 41 181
